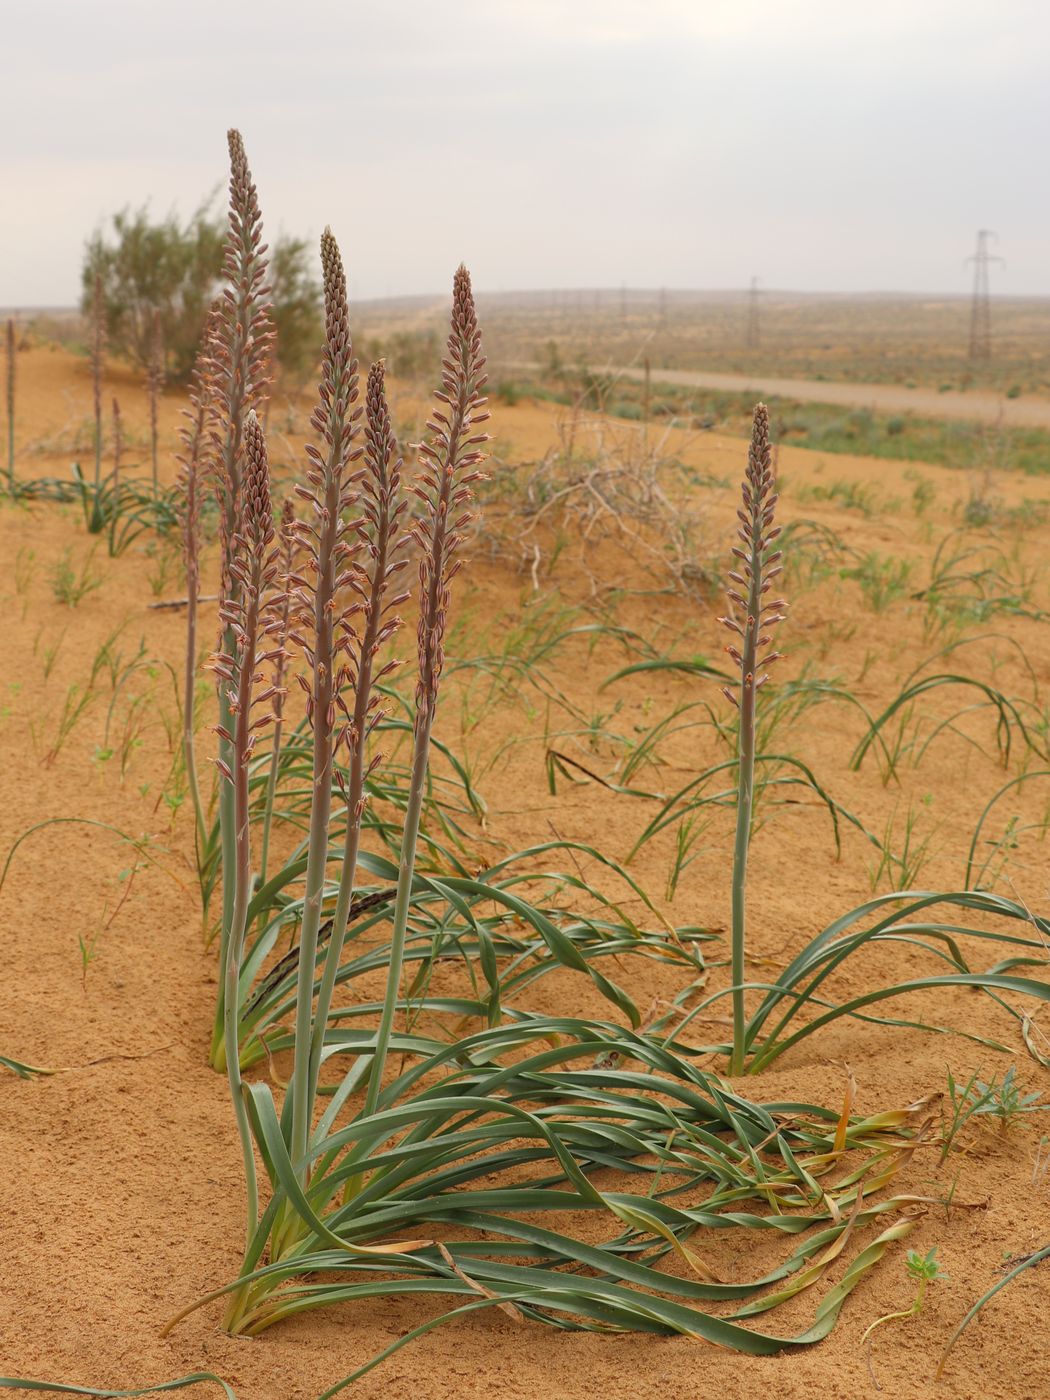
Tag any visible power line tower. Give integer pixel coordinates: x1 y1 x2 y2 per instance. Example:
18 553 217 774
966 230 1003 361
746 276 761 349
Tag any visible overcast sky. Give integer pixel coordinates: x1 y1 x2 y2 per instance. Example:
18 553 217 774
3 0 1047 305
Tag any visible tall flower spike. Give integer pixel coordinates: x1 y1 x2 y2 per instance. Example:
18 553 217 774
258 496 299 890
90 270 106 492
111 397 123 484
179 304 221 598
147 307 165 489
287 225 363 742
307 357 411 1099
179 306 221 849
212 409 284 778
284 225 363 1200
212 129 275 609
342 358 411 766
210 130 276 1068
720 403 787 1076
210 407 285 1242
362 265 490 1123
411 264 491 734
7 318 16 490
717 402 787 707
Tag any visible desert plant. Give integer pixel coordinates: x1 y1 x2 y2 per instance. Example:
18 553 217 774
67 286 175 549
662 888 1050 1074
211 408 284 1233
211 129 275 1029
49 547 103 607
0 1374 238 1397
256 497 297 893
940 1064 1044 1162
177 311 218 855
169 1009 928 1373
842 551 912 613
89 270 106 514
867 800 937 891
67 464 178 557
14 546 35 603
938 1241 1050 1379
223 836 711 1074
36 682 96 767
964 770 1050 889
717 402 786 1072
850 673 1040 778
862 1247 947 1390
308 357 412 1086
111 397 123 484
128 250 946 1389
271 226 365 1207
5 318 14 490
147 307 164 488
84 199 325 384
83 201 226 379
35 628 64 681
482 414 712 594
267 234 323 386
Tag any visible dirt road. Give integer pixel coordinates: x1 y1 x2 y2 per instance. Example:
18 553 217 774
601 366 1050 427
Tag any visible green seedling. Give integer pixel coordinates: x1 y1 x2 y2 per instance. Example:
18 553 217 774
863 1248 947 1390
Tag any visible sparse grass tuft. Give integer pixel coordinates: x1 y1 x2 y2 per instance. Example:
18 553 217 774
49 547 103 606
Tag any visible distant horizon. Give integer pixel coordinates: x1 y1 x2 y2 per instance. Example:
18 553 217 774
5 285 1050 319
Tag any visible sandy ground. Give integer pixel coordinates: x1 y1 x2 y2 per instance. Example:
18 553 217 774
1 347 1049 1400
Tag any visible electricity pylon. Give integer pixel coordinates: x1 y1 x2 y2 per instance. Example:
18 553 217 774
966 230 1003 361
746 276 760 349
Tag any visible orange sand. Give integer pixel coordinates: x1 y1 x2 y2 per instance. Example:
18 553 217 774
1 347 1048 1399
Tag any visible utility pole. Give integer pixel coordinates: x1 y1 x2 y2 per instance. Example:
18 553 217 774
966 230 1003 361
746 276 761 350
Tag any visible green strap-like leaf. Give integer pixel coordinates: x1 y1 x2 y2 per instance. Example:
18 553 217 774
938 1241 1050 1377
0 1375 237 1398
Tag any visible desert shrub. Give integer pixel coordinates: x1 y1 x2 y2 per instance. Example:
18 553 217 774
82 203 321 382
266 234 323 386
82 203 224 379
362 328 441 381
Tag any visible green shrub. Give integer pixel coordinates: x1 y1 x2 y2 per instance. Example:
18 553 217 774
82 203 321 381
265 235 323 385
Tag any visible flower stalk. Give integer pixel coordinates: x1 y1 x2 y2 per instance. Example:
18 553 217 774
308 358 410 1104
111 397 123 487
362 265 489 1117
284 226 362 1194
147 308 165 490
718 403 787 1074
5 318 14 491
89 271 106 501
257 497 297 895
178 309 219 866
209 129 274 1066
211 408 284 1241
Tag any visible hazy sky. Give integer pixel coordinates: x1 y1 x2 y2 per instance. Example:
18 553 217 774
4 0 1048 304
